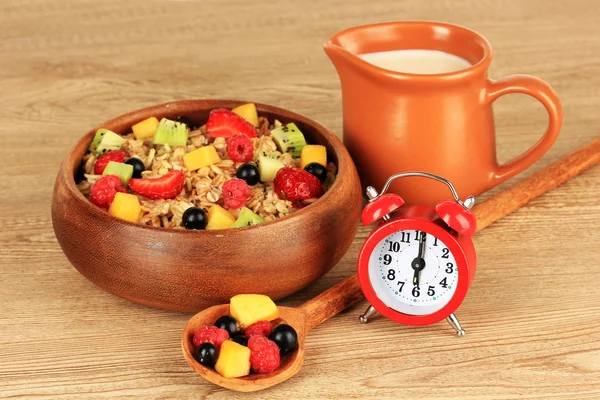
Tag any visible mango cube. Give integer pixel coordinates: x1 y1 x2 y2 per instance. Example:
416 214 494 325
230 294 279 328
184 145 221 171
108 193 141 223
206 205 236 230
300 145 327 169
215 340 251 378
132 117 159 140
232 103 259 127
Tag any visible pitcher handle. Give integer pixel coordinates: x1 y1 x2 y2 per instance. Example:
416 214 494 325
486 74 562 186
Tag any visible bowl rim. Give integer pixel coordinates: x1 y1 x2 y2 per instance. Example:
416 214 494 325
58 99 354 235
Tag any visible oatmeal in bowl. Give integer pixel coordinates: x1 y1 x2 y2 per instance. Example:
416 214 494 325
76 103 336 230
52 100 361 311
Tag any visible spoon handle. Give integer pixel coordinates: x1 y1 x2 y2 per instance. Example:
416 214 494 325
298 274 363 332
298 138 600 333
473 138 600 231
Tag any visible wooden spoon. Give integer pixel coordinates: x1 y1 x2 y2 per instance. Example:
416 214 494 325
182 138 600 392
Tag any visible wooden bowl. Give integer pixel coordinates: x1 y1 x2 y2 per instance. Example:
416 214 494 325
51 100 362 312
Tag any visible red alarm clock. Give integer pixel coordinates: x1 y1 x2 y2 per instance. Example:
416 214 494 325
357 172 477 335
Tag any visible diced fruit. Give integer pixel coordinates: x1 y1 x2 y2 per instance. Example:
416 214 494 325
257 152 284 182
304 162 327 183
231 335 249 347
94 150 129 175
236 164 260 186
89 129 126 155
193 326 230 349
206 205 236 230
132 117 159 140
214 340 251 378
196 343 218 367
245 321 272 338
183 145 221 171
226 133 254 163
231 208 265 228
271 123 307 157
153 118 188 147
231 103 259 127
182 207 208 230
229 294 279 328
222 178 250 209
269 324 298 355
125 158 145 179
274 168 324 201
206 108 258 138
215 316 242 337
102 161 134 187
247 336 280 374
90 175 127 208
128 170 185 199
300 144 327 169
108 192 141 223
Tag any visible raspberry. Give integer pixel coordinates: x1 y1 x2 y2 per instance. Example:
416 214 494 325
274 168 323 201
90 175 127 208
226 133 254 163
192 326 229 350
222 178 251 209
247 336 280 374
94 150 129 175
244 321 272 338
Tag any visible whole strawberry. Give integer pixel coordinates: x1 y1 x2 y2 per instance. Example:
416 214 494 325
274 168 323 201
94 150 129 175
222 178 251 209
247 335 280 374
90 175 127 208
193 326 230 350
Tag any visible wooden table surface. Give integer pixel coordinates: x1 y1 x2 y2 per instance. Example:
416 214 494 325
2 0 599 399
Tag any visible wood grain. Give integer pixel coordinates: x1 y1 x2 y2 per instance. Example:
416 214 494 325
1 0 599 399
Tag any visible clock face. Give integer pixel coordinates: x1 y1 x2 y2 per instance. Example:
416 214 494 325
368 229 458 316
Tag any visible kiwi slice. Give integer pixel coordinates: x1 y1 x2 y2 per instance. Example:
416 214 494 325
89 129 125 155
153 118 188 147
257 152 284 182
231 208 265 228
270 122 307 158
102 161 133 186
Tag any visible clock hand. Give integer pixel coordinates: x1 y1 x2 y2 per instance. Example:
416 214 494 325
411 232 427 286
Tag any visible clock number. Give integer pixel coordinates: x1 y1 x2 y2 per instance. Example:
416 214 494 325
397 281 405 292
412 286 420 297
383 254 392 265
441 248 450 259
387 269 395 280
440 277 448 288
433 237 439 246
400 232 410 243
427 286 435 296
445 262 454 273
388 241 400 252
413 230 420 241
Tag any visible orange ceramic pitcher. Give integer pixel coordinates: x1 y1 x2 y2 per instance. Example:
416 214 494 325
325 21 562 205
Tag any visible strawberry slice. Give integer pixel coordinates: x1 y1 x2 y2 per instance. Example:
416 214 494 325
206 108 258 138
128 170 185 199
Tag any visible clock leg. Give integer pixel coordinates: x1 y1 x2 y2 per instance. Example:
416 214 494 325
446 313 466 336
359 305 377 324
